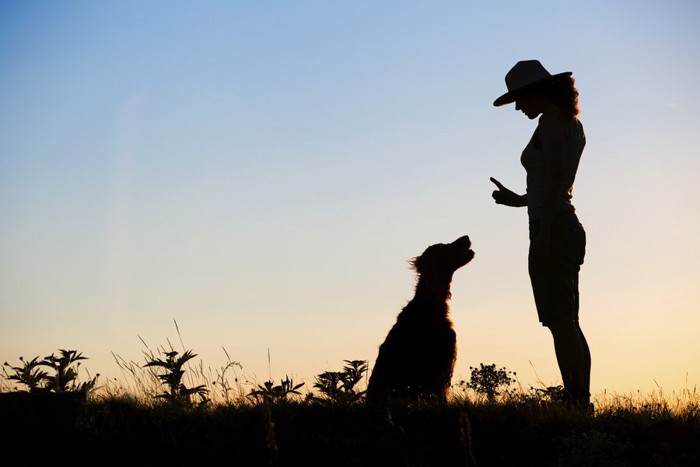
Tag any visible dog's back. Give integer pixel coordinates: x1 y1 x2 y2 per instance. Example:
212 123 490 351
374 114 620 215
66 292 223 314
366 298 456 403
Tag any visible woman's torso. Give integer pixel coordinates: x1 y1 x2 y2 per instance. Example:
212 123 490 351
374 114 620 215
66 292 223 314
521 116 585 220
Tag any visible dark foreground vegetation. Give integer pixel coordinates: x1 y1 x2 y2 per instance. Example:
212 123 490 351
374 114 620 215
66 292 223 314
1 392 699 467
2 345 698 466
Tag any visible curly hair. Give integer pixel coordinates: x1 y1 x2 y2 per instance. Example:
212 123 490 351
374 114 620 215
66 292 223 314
534 75 580 118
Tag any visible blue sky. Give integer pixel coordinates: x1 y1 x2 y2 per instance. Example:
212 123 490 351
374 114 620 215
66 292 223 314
2 1 699 395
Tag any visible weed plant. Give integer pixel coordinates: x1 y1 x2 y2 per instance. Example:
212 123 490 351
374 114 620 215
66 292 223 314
313 359 368 404
3 349 98 395
248 375 305 403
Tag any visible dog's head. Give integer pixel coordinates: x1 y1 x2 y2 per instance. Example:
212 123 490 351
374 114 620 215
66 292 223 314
410 235 474 277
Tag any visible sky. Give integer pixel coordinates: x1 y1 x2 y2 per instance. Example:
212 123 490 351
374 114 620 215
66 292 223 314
1 1 699 397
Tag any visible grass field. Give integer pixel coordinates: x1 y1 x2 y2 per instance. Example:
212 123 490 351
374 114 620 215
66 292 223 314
1 348 698 466
1 388 699 466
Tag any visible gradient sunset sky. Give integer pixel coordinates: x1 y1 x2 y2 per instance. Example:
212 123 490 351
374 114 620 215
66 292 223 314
2 1 699 396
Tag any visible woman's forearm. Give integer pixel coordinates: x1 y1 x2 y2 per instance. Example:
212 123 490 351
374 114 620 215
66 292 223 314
518 193 528 208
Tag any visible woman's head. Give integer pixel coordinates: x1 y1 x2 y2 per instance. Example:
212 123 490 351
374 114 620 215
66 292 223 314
515 75 580 120
494 60 580 118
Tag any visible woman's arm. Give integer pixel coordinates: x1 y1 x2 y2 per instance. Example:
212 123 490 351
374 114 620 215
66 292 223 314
490 177 527 207
531 111 567 258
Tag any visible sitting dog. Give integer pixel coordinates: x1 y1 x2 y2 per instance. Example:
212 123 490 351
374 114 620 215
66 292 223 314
366 235 474 404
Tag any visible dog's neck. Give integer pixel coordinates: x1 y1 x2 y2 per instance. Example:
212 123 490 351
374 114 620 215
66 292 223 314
414 274 454 303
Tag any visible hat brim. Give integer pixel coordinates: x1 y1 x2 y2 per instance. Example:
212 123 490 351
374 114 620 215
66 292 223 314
493 71 572 107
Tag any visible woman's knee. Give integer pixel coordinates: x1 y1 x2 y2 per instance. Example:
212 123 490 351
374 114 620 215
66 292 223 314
545 315 578 336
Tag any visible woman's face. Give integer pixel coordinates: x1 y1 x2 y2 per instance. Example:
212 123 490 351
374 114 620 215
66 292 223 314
514 90 544 120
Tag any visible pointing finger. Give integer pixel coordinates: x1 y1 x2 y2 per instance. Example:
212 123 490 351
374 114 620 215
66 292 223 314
490 177 505 190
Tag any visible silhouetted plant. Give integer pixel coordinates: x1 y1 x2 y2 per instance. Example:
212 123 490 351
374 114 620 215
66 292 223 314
248 376 305 403
40 349 98 394
534 385 567 403
460 363 516 402
313 360 367 404
209 348 244 404
504 384 569 406
4 350 98 394
143 350 209 406
3 356 49 391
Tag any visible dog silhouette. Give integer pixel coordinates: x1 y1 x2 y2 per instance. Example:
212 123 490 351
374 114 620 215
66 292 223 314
367 235 474 404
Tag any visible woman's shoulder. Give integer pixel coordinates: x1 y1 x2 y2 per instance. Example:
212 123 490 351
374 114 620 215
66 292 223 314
538 110 577 135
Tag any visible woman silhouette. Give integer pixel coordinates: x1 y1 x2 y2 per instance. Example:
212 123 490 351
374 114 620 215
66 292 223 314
491 60 591 408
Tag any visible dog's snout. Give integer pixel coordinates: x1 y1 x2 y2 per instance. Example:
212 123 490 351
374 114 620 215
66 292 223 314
453 235 471 249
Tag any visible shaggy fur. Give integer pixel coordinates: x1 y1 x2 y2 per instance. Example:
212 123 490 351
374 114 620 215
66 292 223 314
366 235 474 404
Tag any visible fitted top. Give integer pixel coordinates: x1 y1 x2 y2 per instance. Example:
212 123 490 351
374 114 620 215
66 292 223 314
520 117 585 220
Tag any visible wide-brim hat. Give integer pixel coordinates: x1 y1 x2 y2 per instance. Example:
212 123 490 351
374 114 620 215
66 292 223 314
493 60 572 107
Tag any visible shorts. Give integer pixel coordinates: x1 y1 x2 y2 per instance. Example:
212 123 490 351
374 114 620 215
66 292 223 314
528 211 586 326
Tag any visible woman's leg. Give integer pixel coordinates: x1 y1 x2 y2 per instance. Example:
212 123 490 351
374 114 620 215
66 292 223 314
575 318 591 396
531 214 590 404
547 316 591 404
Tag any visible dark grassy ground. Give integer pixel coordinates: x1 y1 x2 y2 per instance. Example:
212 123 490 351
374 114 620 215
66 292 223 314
1 393 699 466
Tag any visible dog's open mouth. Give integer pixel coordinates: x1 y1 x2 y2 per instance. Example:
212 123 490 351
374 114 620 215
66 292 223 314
451 236 473 258
465 248 475 262
446 235 474 267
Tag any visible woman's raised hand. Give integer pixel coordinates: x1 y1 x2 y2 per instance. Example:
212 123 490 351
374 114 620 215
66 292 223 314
490 177 526 207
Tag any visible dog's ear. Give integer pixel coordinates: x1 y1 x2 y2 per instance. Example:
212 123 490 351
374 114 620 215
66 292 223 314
408 256 422 272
